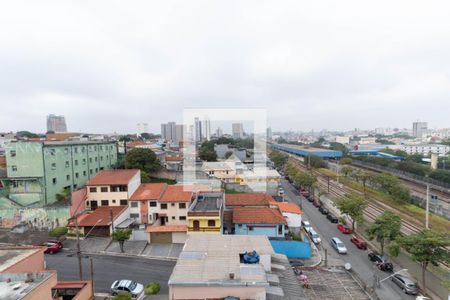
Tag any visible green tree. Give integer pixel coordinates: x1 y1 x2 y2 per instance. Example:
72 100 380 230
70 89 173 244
366 211 401 255
340 166 353 177
140 133 151 140
293 172 316 194
340 157 352 165
390 230 450 291
198 147 217 161
336 194 367 232
305 155 326 168
284 162 298 178
112 229 132 253
224 151 233 159
269 151 289 169
113 292 132 300
371 172 410 202
124 148 161 173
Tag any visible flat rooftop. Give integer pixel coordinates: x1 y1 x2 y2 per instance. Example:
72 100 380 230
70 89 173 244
190 192 223 212
272 143 343 158
169 234 274 286
0 248 41 272
0 272 55 300
277 144 334 152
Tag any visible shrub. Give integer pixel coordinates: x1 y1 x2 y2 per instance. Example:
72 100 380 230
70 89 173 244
113 292 132 300
49 227 68 238
144 282 161 295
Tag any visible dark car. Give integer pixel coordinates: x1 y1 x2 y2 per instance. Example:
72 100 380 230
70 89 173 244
368 252 393 272
326 214 338 223
391 274 419 295
378 261 394 272
350 237 367 249
318 206 329 215
312 201 320 208
368 252 384 263
307 196 314 203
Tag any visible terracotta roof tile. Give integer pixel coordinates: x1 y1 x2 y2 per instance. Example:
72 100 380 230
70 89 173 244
223 210 233 222
270 201 302 214
77 206 127 227
130 183 167 201
146 225 187 233
225 193 274 207
86 170 139 186
232 207 286 224
160 185 194 203
165 156 183 161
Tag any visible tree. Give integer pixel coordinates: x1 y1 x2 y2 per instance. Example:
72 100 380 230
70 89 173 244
340 166 353 177
224 151 233 159
269 151 288 169
366 211 401 255
198 147 217 161
371 172 410 202
140 133 151 140
336 194 367 232
305 155 326 168
112 229 132 253
340 157 352 165
113 292 132 300
390 230 450 291
284 162 298 178
124 148 161 173
293 172 316 194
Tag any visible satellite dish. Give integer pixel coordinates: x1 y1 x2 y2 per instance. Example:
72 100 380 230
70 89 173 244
344 263 352 270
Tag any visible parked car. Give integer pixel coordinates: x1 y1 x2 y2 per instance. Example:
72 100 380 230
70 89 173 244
307 196 314 202
48 240 64 248
350 237 367 250
368 252 384 263
318 206 329 215
289 259 305 267
336 224 352 234
111 280 144 298
302 220 312 233
43 242 62 254
392 274 418 294
330 237 347 254
308 228 321 244
326 214 338 223
368 252 393 272
299 187 309 197
312 201 320 208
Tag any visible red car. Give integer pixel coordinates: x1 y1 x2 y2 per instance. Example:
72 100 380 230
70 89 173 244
350 237 367 250
43 242 63 254
336 224 352 234
299 187 310 198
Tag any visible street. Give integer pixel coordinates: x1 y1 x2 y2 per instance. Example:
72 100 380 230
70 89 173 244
45 251 176 294
281 179 416 300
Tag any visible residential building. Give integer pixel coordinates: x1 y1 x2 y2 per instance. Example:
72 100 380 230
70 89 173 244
201 161 239 183
70 205 129 236
358 136 377 145
85 169 140 210
225 193 273 209
129 183 168 224
400 144 450 157
168 234 302 300
270 201 302 232
161 122 177 143
46 114 67 132
214 144 247 161
413 121 428 138
187 191 223 234
194 117 202 142
0 245 92 300
335 136 350 144
232 123 244 139
5 141 118 206
233 207 286 238
46 132 80 141
203 118 211 141
0 132 15 154
164 155 183 171
175 124 185 145
137 122 149 136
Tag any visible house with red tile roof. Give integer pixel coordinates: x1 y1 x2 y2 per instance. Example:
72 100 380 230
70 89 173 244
270 201 302 231
129 183 167 224
225 193 274 208
232 207 287 238
85 169 140 210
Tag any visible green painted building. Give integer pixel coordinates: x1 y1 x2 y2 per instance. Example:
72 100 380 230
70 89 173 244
4 141 118 206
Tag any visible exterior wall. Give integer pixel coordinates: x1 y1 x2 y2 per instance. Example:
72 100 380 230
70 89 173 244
161 202 189 225
283 212 302 228
3 248 45 272
0 206 70 229
129 200 141 221
86 187 128 208
172 232 187 243
187 215 221 233
6 142 44 178
111 207 130 233
22 272 58 300
169 285 266 300
234 223 285 238
127 172 141 198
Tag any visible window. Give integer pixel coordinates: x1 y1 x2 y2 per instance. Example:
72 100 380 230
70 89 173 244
101 156 103 161
74 147 78 153
52 178 57 184
112 199 116 204
149 201 157 207
75 172 79 179
172 216 176 220
95 157 97 162
66 175 70 180
81 147 85 153
75 160 78 166
208 220 216 227
86 201 90 206
82 159 86 165
130 202 138 208
10 150 16 157
179 203 186 209
49 149 56 156
65 161 70 168
89 187 97 193
100 146 103 150
249 226 254 231
179 216 186 220
171 203 175 206
95 168 98 172
100 187 108 192
94 146 97 151
130 213 139 219
89 158 92 163
83 171 87 176
90 169 93 174
51 163 56 170
161 204 168 209
64 148 69 154
11 165 17 171
12 181 18 188
120 199 128 205
278 224 283 235
101 200 109 206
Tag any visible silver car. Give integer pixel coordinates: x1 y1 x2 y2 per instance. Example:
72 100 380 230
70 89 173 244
330 237 347 254
391 274 419 295
309 228 321 244
111 279 144 298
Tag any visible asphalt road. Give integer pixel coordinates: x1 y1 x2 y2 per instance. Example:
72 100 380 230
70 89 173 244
281 179 416 300
45 251 176 294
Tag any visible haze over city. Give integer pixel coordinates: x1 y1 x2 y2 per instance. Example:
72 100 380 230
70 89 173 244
1 1 450 133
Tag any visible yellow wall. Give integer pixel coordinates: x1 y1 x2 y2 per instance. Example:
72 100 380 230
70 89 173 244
187 216 221 234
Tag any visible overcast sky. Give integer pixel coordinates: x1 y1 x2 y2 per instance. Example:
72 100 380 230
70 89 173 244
1 1 449 134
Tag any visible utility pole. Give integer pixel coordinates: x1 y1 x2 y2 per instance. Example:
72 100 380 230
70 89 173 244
425 183 430 229
90 258 95 296
75 216 83 280
110 208 115 232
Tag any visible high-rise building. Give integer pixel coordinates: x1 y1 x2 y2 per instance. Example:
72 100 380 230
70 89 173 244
232 123 244 139
216 127 223 138
266 127 272 140
194 118 202 142
46 114 67 133
161 122 178 143
203 119 211 141
413 121 428 138
175 124 185 144
137 123 149 136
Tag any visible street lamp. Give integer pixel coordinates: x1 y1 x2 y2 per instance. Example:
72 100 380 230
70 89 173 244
379 269 408 284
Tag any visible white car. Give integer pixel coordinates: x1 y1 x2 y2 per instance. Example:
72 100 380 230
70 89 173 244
309 228 321 244
111 279 144 298
331 237 347 254
302 220 312 233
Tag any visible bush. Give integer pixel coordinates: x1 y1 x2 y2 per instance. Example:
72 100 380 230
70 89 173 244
49 227 68 237
113 292 132 300
144 282 161 295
